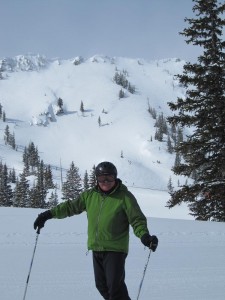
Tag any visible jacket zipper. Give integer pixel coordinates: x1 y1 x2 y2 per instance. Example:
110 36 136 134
95 195 106 249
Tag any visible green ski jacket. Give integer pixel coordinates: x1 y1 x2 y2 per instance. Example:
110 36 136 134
50 180 149 253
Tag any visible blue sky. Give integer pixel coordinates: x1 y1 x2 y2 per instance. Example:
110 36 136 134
0 0 202 62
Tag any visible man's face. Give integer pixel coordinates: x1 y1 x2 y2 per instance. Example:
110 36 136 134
97 174 116 192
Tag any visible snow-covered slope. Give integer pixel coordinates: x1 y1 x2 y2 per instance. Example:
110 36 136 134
1 207 225 300
0 54 186 191
0 54 193 219
1 55 224 299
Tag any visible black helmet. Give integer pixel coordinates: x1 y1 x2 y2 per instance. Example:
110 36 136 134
95 161 117 177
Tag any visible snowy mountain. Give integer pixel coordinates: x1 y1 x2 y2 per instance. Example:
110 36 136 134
1 55 225 300
0 54 189 217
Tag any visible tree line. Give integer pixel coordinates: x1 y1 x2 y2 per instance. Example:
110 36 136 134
0 141 97 209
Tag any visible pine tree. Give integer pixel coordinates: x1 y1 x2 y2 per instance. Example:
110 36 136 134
9 132 16 149
0 103 2 119
98 116 101 127
8 168 16 183
62 161 82 200
80 100 84 115
154 128 163 142
167 0 225 221
128 82 135 94
2 111 6 122
167 136 173 154
4 125 10 144
24 142 40 174
57 97 63 109
119 89 125 99
36 160 47 208
147 103 157 119
56 97 64 115
13 170 30 207
83 170 89 191
48 189 59 208
167 176 174 194
22 147 30 176
88 165 96 188
30 185 40 208
0 163 13 206
44 165 55 189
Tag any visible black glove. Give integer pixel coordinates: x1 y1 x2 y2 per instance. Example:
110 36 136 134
141 233 158 252
34 210 53 233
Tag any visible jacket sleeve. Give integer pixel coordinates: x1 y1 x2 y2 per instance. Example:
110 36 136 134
50 194 86 219
124 191 149 238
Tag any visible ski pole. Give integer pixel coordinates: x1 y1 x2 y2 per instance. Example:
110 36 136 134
136 249 152 300
22 228 40 300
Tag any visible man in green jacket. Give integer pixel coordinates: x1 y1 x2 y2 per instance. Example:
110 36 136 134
34 161 158 300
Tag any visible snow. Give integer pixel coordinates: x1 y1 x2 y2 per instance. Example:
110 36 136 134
0 55 186 190
0 54 225 299
0 207 225 300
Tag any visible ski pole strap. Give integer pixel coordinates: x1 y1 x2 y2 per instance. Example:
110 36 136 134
136 249 152 300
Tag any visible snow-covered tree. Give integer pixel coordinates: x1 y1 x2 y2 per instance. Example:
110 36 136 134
62 161 82 200
13 170 30 207
83 170 89 191
88 165 96 188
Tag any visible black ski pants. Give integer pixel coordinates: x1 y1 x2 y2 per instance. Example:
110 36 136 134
92 251 131 300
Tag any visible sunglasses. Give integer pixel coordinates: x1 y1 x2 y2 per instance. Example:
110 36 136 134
97 175 116 183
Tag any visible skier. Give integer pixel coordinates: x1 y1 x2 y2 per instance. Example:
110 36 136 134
34 161 158 300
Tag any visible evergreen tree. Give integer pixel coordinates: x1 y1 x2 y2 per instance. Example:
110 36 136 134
167 136 173 154
35 160 47 208
0 103 2 119
83 170 89 191
44 165 55 189
154 128 163 142
167 0 225 221
8 168 16 183
167 176 174 194
88 165 96 188
0 163 13 206
155 113 167 136
48 189 59 208
119 89 125 99
23 142 40 174
9 132 16 149
4 125 10 144
62 161 82 200
147 103 157 119
29 184 40 208
22 147 30 176
13 170 30 207
170 124 177 144
80 100 84 114
57 97 63 109
56 97 64 114
98 116 101 127
176 127 183 145
127 82 136 94
174 153 181 169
